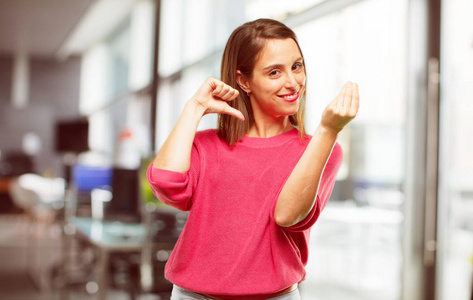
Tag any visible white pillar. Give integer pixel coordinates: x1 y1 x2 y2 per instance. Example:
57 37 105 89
11 51 30 109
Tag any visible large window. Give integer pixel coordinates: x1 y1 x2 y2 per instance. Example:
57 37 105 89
292 1 407 299
438 0 473 299
75 0 472 298
155 0 245 148
155 1 408 299
79 0 155 167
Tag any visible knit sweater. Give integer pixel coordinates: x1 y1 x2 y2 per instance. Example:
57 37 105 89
147 128 342 298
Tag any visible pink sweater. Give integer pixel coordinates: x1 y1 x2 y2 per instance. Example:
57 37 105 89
147 128 342 298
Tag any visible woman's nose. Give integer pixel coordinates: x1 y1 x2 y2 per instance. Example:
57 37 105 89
285 73 298 90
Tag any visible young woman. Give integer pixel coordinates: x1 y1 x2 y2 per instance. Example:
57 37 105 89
148 19 359 300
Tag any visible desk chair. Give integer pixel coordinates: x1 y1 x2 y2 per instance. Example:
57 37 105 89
139 208 188 299
9 173 66 225
100 208 187 300
9 173 66 290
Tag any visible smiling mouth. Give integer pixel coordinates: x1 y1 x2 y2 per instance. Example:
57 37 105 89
278 91 299 102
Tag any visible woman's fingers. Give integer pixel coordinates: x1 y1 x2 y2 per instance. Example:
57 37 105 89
321 81 359 133
350 83 360 117
212 81 239 101
342 82 353 113
211 81 225 95
200 78 244 121
338 81 358 117
336 83 347 112
221 88 239 101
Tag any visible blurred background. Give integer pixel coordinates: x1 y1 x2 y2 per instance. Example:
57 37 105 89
0 0 472 299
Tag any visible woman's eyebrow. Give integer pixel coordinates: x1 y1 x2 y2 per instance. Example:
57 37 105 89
262 58 304 71
262 63 284 71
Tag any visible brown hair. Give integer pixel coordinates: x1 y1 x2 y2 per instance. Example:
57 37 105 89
218 18 307 146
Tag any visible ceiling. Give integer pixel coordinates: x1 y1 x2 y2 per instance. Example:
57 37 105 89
0 0 94 58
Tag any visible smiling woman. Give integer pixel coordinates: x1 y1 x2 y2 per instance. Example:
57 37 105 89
219 18 308 145
237 38 306 136
147 18 359 300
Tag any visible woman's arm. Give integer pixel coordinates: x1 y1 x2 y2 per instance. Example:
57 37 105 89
153 77 243 172
274 82 359 227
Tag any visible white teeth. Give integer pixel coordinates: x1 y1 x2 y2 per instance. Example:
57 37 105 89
281 92 298 99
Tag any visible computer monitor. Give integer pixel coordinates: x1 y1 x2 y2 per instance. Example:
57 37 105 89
55 119 89 154
104 167 141 223
72 164 113 209
72 165 113 193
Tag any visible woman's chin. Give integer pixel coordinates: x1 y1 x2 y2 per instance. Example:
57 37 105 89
278 108 300 118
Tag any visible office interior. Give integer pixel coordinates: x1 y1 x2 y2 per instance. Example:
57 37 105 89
0 0 472 299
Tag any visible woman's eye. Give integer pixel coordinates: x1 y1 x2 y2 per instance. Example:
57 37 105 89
293 63 303 71
269 70 280 77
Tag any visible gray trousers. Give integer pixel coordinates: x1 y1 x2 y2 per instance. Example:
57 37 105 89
171 285 301 300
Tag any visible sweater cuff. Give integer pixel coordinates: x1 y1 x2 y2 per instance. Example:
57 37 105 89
147 164 193 211
283 196 320 232
147 163 188 183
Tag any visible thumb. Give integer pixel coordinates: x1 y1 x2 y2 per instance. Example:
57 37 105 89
222 104 245 121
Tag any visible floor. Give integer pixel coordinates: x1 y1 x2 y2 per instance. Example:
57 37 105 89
2 202 470 300
299 205 402 300
0 214 165 300
0 207 403 300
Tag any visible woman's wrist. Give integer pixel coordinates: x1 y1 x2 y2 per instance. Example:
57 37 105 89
185 98 207 121
315 124 340 140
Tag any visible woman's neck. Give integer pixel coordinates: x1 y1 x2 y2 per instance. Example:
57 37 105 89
247 117 294 138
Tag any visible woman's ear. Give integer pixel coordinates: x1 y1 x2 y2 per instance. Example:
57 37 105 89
236 70 251 95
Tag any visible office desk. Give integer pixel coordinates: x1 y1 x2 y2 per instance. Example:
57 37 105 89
72 217 147 300
0 177 15 213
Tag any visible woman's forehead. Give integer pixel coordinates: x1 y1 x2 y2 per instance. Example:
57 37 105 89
256 38 303 68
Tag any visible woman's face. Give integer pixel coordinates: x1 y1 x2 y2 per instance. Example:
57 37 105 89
242 38 306 121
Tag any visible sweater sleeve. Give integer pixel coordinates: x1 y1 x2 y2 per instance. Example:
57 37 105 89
283 142 343 232
147 143 201 211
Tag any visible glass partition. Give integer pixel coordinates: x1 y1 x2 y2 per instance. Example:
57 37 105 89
438 0 473 299
292 0 408 299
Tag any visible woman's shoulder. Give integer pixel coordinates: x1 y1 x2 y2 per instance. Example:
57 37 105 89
194 129 222 148
195 128 218 140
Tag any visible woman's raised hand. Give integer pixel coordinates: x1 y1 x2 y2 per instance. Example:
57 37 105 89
191 77 245 121
320 81 359 134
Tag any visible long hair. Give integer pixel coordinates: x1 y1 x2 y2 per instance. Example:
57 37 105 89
218 18 307 146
